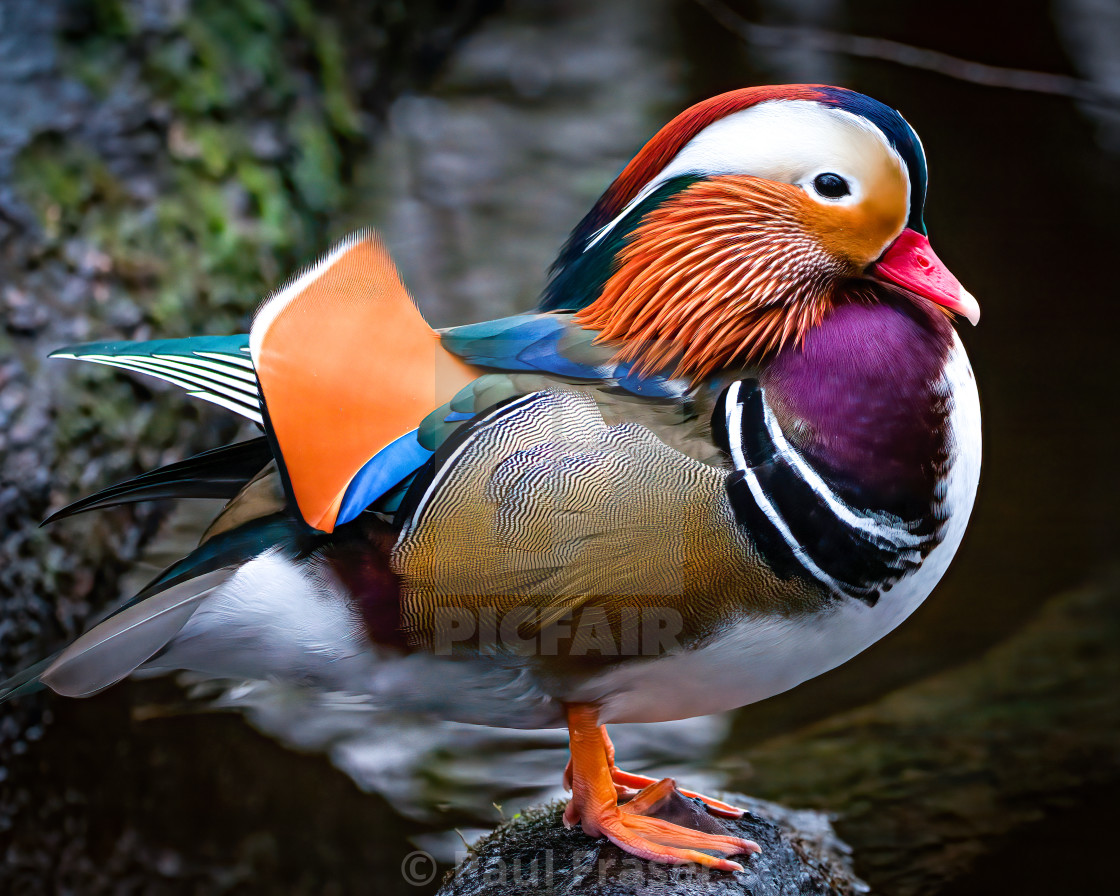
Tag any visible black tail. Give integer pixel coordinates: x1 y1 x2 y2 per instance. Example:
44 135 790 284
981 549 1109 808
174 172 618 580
42 438 274 526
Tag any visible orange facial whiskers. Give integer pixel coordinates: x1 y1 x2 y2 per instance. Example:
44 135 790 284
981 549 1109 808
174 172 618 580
576 176 849 380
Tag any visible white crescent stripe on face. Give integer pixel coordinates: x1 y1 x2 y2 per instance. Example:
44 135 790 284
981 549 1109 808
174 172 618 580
589 100 911 253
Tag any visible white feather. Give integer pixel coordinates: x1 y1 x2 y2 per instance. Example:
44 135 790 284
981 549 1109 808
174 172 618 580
40 568 233 698
147 550 376 688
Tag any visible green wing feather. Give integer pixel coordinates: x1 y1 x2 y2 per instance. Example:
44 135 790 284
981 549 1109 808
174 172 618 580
52 335 261 424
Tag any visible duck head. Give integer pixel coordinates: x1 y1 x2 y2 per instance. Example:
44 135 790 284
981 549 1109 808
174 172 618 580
541 85 979 379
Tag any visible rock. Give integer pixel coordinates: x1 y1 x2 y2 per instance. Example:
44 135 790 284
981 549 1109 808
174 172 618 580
436 793 867 896
723 573 1120 895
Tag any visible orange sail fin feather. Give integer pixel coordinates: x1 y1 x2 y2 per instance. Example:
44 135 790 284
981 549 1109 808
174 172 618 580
250 232 480 532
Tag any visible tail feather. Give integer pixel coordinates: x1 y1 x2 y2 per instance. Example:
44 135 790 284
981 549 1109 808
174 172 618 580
38 568 234 698
4 515 322 703
0 654 60 703
43 438 275 525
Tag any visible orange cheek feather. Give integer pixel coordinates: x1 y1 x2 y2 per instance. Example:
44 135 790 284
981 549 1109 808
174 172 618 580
577 177 841 379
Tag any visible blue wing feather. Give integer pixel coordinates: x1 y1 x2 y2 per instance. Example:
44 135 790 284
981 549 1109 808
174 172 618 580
336 430 433 526
441 313 684 398
440 315 574 372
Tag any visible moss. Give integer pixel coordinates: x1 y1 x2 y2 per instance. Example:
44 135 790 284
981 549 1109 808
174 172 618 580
11 0 410 527
20 0 377 340
289 0 363 138
27 0 496 349
14 140 118 241
289 107 344 213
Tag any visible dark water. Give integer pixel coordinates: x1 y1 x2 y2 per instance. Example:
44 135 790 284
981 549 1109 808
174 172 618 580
672 0 1119 733
8 0 1120 893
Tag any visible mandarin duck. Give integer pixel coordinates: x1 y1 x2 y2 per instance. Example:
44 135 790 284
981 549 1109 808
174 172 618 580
2 85 981 871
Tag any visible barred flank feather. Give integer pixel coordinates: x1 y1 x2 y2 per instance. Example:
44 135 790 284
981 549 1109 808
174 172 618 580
393 390 829 657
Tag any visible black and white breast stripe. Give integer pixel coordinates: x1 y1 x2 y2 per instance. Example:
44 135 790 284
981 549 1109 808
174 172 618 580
714 380 937 606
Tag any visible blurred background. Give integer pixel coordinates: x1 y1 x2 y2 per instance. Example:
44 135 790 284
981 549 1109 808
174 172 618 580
1 0 1118 893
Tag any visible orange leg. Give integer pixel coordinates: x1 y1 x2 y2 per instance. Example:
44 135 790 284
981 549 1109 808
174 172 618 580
562 704 760 871
562 724 745 818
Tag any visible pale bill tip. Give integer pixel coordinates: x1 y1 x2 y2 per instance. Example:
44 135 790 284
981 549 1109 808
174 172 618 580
958 286 981 326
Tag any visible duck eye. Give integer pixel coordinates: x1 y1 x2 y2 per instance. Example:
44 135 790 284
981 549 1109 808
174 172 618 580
812 173 850 199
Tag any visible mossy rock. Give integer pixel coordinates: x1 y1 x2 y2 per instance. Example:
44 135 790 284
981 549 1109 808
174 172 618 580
438 795 866 896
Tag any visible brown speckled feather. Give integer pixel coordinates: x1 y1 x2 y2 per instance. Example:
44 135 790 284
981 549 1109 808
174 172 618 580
392 390 829 668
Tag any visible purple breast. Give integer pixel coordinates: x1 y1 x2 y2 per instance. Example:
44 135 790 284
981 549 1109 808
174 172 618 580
759 294 955 522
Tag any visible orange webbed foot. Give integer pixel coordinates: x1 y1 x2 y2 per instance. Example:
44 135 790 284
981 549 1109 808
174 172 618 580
562 724 746 819
563 705 760 872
